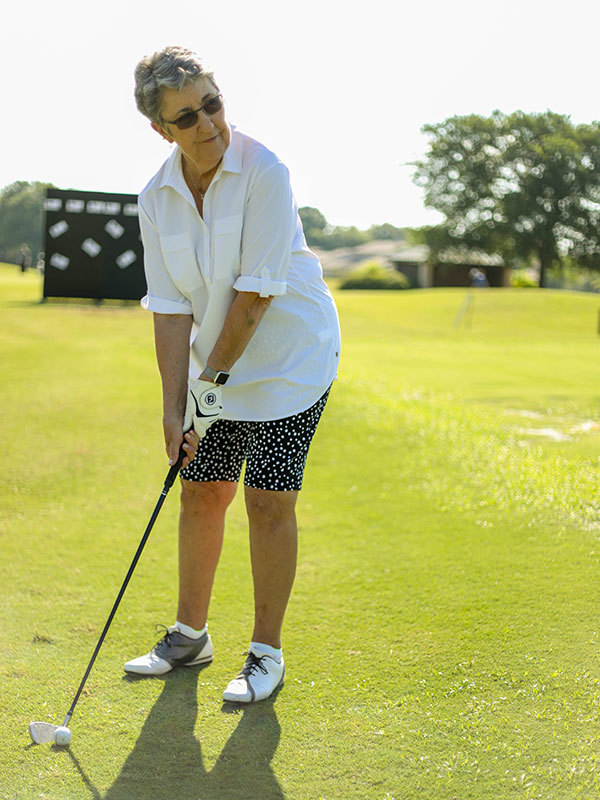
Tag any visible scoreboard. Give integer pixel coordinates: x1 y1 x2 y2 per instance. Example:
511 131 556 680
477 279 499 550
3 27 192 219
43 188 146 301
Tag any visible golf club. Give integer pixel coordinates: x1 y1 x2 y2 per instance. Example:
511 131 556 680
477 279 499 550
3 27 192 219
29 444 187 746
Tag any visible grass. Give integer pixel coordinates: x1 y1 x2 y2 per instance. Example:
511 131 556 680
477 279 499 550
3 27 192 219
1 263 600 799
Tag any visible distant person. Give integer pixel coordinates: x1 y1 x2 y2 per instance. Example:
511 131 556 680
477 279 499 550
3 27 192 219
127 46 340 704
17 244 31 273
35 251 45 274
469 267 489 288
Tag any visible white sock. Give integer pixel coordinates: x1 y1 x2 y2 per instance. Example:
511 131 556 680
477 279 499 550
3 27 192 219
175 621 207 640
250 641 282 662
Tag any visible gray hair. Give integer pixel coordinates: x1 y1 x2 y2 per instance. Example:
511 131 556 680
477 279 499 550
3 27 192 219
134 46 217 124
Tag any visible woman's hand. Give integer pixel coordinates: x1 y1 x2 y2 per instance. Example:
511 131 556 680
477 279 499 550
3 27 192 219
163 414 200 468
183 380 224 438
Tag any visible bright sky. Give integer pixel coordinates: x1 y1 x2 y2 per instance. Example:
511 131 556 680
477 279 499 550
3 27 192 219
2 0 598 228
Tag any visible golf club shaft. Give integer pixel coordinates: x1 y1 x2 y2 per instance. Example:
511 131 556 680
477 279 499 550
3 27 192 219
63 447 186 724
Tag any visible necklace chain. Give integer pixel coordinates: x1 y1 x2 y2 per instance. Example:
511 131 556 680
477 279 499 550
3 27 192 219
185 159 208 200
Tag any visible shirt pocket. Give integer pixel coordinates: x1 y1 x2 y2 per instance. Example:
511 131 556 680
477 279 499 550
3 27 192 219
212 214 243 280
160 233 203 294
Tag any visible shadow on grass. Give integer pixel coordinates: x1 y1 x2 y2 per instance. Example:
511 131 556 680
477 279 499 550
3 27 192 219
3 298 140 309
3 299 44 308
66 749 103 800
103 667 285 800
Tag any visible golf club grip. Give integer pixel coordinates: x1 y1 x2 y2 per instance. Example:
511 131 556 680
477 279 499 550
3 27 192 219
164 442 187 489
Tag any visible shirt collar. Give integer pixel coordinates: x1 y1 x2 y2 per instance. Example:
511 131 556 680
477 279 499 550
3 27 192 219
158 124 242 192
158 147 186 192
221 125 242 174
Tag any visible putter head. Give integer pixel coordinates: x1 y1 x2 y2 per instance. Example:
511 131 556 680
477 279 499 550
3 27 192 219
29 721 59 744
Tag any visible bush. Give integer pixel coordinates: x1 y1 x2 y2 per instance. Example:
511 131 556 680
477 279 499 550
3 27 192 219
339 261 410 290
546 264 600 292
510 268 538 288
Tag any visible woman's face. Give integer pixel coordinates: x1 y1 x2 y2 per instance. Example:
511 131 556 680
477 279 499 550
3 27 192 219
154 76 231 174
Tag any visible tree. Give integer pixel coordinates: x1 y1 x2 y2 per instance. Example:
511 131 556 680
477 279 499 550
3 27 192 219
299 206 377 249
0 181 55 263
316 225 370 250
368 223 405 241
412 111 600 286
298 206 327 240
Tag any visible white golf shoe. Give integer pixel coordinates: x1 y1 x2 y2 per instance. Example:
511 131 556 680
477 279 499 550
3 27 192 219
222 647 285 703
124 625 213 676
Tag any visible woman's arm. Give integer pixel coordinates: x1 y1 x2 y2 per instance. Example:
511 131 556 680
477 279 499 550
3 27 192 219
199 162 297 378
153 312 198 466
200 290 273 379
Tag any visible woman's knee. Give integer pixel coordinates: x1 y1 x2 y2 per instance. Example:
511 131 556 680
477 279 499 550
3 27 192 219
244 487 298 525
181 480 238 515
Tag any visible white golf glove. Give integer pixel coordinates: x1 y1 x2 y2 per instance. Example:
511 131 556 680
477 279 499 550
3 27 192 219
183 379 223 438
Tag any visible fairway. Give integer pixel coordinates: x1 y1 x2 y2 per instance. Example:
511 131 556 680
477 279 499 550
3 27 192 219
2 265 600 799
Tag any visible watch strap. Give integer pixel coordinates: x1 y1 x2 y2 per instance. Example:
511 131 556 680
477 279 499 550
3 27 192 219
203 365 230 385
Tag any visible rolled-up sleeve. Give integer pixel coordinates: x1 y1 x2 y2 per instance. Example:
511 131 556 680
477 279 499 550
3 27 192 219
138 197 193 315
233 162 297 298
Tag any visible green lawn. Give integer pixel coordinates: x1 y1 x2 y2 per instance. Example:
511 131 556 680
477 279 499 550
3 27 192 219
1 264 600 799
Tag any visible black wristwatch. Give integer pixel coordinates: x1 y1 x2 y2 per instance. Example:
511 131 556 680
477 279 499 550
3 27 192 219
203 365 230 385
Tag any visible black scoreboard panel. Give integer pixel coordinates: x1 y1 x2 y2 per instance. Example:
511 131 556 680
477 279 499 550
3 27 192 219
43 188 146 301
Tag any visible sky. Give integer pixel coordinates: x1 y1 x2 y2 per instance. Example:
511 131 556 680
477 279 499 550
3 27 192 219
2 0 599 229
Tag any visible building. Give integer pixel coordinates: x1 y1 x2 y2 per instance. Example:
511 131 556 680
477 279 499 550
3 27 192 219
390 244 511 288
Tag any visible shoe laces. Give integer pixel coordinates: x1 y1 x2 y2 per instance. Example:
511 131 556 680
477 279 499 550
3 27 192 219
153 624 173 648
241 651 269 677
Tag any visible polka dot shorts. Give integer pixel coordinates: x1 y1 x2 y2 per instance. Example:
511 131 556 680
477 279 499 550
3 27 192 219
180 387 331 491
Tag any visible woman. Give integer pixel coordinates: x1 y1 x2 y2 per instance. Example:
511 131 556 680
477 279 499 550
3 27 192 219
126 46 340 704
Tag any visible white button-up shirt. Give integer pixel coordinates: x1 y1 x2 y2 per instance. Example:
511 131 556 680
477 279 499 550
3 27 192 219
139 127 340 421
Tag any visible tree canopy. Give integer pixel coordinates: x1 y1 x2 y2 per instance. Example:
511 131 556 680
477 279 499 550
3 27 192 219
0 181 55 263
298 207 404 250
412 111 600 286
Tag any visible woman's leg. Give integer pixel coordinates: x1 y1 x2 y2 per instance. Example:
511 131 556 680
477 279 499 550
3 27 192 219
177 479 238 630
244 486 299 649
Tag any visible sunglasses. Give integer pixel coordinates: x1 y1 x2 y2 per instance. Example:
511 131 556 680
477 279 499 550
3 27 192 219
164 94 224 130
